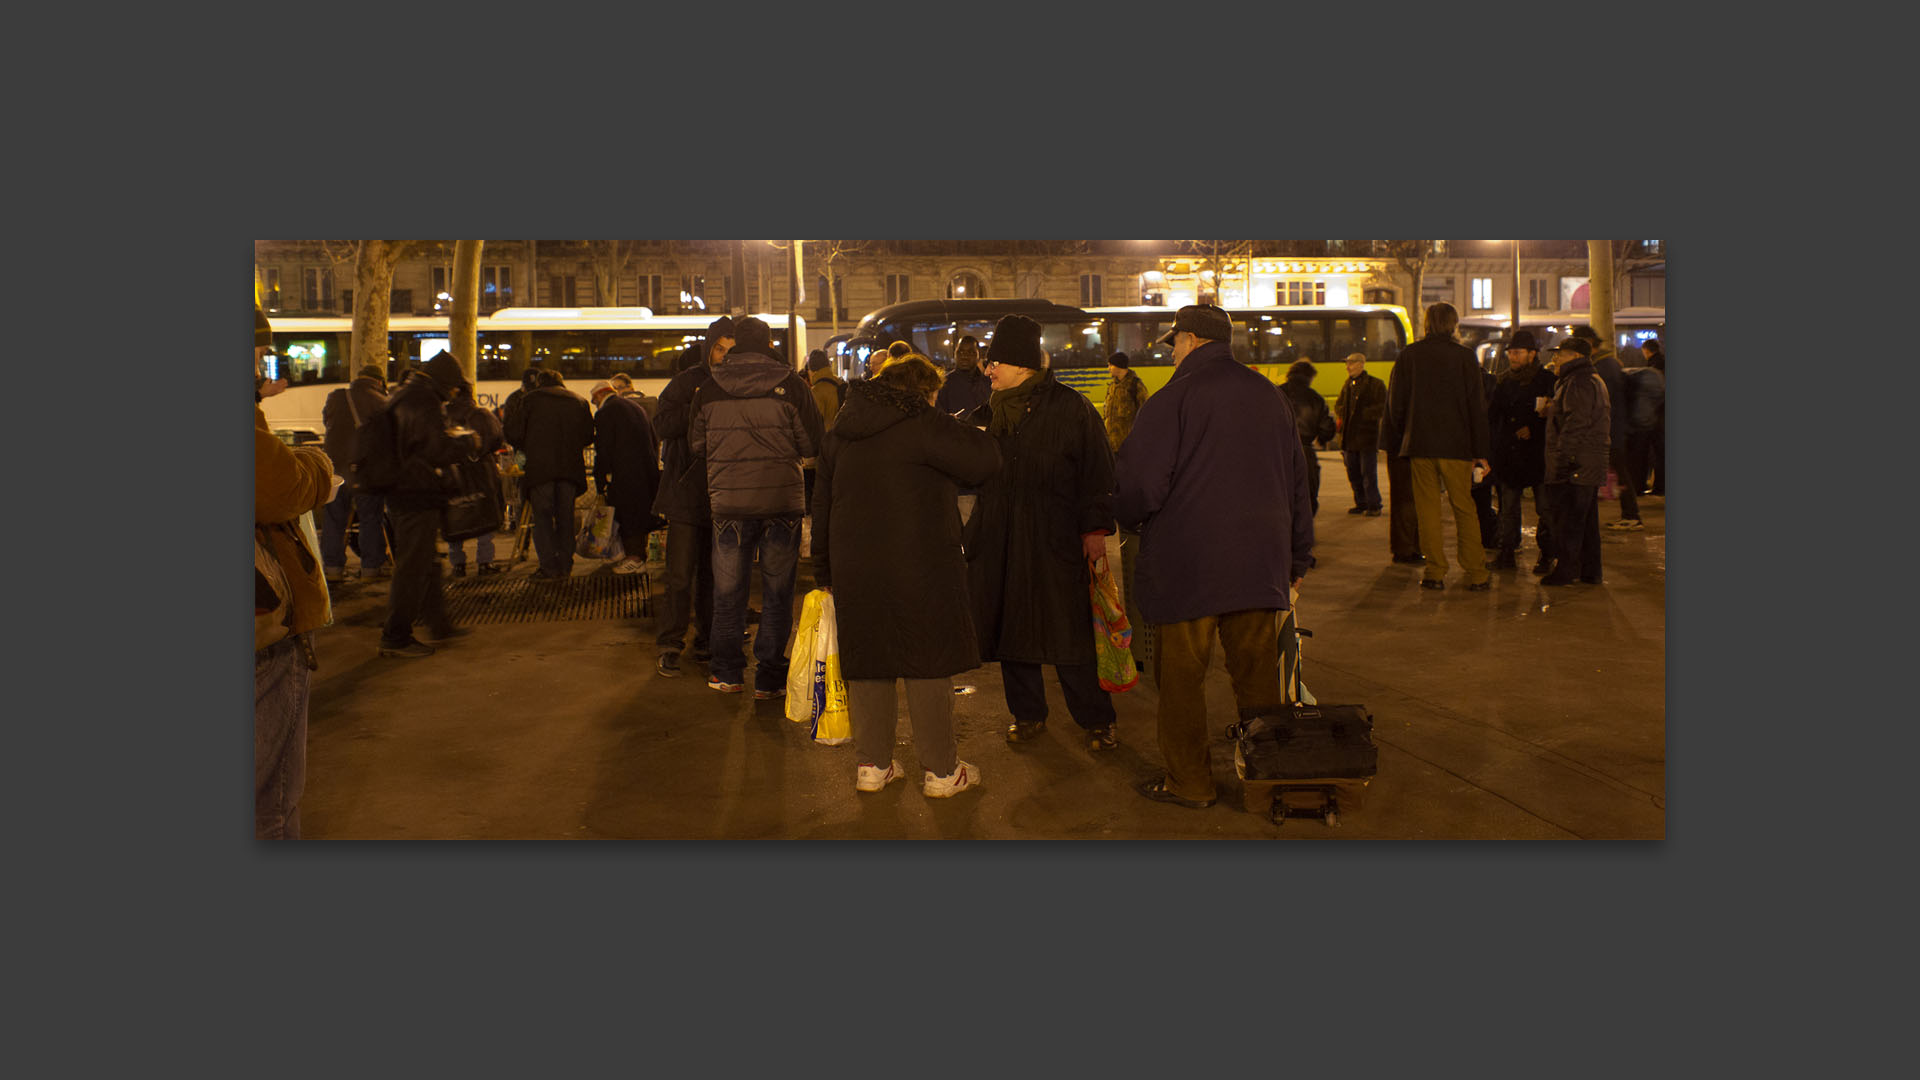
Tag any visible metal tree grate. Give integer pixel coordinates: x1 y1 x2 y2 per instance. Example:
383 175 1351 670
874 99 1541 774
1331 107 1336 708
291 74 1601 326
431 572 652 625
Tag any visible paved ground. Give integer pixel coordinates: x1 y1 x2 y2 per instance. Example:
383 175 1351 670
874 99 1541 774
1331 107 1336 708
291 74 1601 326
300 455 1665 840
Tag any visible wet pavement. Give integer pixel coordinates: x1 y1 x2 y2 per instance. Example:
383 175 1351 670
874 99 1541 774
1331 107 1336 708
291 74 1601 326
300 456 1665 840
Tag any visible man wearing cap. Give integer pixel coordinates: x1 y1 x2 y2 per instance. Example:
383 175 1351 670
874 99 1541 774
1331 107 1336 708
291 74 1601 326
965 313 1120 752
1487 330 1557 571
650 318 733 677
1334 351 1387 515
1116 304 1312 808
377 351 483 658
319 362 394 583
690 317 825 698
1540 336 1611 586
1384 302 1493 591
505 366 595 583
591 377 661 575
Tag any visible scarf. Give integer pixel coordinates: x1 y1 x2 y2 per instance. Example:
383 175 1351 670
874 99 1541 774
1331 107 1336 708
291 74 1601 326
988 372 1041 437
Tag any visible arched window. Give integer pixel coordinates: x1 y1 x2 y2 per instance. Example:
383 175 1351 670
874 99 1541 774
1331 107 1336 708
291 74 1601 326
948 271 986 300
1363 286 1396 305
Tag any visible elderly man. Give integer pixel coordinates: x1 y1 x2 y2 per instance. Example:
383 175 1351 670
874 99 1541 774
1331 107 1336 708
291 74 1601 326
965 313 1119 752
1116 304 1313 809
1334 351 1387 515
1385 302 1492 591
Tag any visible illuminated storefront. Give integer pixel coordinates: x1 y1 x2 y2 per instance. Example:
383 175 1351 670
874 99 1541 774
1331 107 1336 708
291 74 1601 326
1142 258 1388 309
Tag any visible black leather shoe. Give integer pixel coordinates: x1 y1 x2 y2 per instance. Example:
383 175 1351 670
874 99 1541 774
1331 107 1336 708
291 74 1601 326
1466 580 1491 592
1420 578 1445 590
1539 572 1577 586
1364 508 1382 516
1533 559 1559 578
1392 554 1426 565
1006 720 1047 744
1580 576 1604 585
1347 506 1367 514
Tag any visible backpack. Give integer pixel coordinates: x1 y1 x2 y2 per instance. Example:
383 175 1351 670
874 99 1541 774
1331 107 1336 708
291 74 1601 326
351 403 404 493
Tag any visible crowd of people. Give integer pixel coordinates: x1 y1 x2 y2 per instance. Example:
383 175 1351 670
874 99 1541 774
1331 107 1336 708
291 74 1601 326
253 299 1663 836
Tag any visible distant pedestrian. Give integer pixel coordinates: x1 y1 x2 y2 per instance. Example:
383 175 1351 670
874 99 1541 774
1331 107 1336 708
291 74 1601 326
377 352 482 658
1116 303 1313 810
964 314 1119 752
1334 351 1386 515
689 316 825 698
255 304 334 838
804 349 845 514
445 378 506 577
649 319 732 678
1385 302 1492 591
1103 351 1150 452
1539 335 1611 586
1622 356 1664 501
319 363 392 582
1280 359 1334 516
1487 330 1557 571
814 352 1000 797
503 366 594 581
1576 325 1641 532
1643 338 1666 495
591 379 661 575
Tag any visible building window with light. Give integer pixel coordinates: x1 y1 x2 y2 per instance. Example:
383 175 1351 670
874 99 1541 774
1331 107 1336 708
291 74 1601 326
1471 277 1494 311
1079 274 1103 307
1642 240 1663 256
642 275 663 312
679 275 705 313
263 268 281 312
482 266 513 311
1282 281 1326 306
947 271 984 300
885 273 910 306
432 267 451 313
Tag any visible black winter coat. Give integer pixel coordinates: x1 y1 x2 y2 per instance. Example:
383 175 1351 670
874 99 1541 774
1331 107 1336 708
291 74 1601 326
1593 349 1629 453
963 373 1115 666
321 375 390 478
1488 361 1556 488
384 373 481 511
504 385 594 498
1281 375 1334 448
1334 371 1387 454
593 393 661 517
1385 333 1491 460
1545 355 1612 485
651 358 715 524
814 380 1002 679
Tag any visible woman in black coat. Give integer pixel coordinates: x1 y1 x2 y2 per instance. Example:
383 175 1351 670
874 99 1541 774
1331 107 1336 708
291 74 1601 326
814 354 1001 797
591 385 661 571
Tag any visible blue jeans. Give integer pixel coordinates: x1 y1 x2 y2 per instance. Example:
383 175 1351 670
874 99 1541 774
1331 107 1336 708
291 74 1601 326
255 634 310 839
710 516 801 691
1495 481 1551 556
319 480 389 573
1343 449 1381 511
447 532 496 568
528 481 580 577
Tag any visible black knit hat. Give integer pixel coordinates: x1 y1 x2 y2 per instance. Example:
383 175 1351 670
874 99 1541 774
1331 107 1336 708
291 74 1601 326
987 314 1044 370
1108 352 1131 369
733 316 773 354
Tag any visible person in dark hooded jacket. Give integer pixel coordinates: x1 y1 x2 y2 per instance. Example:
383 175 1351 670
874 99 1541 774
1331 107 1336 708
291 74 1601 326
649 319 732 677
319 363 392 582
964 314 1119 751
689 317 825 697
504 368 594 580
1279 360 1333 516
814 353 1000 797
1540 337 1611 586
591 381 661 574
377 352 482 657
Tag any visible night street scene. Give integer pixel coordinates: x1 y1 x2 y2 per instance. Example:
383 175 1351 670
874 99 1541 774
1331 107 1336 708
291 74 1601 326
253 239 1666 840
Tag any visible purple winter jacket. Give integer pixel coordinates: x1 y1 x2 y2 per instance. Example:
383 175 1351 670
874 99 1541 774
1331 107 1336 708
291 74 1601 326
1114 341 1314 625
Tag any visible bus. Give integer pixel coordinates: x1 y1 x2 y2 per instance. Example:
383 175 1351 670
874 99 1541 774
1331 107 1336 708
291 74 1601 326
1459 307 1665 374
260 308 809 442
842 299 1412 416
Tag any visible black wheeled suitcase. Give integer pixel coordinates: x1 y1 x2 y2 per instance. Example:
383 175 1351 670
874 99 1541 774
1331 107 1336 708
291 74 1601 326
1225 606 1377 826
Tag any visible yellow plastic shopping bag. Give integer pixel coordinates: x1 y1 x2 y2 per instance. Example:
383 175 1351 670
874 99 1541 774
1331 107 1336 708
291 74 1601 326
787 590 852 744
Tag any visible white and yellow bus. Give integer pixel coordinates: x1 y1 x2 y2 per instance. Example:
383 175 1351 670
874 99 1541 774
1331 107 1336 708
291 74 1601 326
259 308 809 442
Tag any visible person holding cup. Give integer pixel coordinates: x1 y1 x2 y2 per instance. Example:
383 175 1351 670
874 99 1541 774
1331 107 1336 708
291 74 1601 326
1487 329 1558 571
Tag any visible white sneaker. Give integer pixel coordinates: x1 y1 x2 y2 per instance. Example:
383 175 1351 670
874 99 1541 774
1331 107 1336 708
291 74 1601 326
1606 519 1644 531
613 557 645 574
922 760 981 798
856 760 905 792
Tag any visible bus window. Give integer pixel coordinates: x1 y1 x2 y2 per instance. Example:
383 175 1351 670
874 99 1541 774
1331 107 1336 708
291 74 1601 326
1337 315 1402 364
1106 316 1174 366
1263 317 1327 365
1041 320 1105 371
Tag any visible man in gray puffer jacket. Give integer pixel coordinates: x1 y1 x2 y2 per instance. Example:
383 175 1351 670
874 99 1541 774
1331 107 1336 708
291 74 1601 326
689 317 825 697
1540 336 1612 586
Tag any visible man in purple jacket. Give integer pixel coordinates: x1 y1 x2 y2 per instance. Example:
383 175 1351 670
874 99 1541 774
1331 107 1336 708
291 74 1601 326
1115 304 1315 810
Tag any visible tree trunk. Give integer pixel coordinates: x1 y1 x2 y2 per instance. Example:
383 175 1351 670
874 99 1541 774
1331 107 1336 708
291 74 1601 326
1408 264 1425 337
826 254 840 339
352 240 401 373
451 240 484 384
1587 241 1615 352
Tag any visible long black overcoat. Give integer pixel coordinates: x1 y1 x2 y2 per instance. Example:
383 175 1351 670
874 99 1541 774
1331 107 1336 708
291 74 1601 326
812 380 1001 680
963 374 1115 666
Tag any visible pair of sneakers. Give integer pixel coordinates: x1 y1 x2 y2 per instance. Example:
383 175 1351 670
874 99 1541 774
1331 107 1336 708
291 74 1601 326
855 759 981 798
1606 518 1645 531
